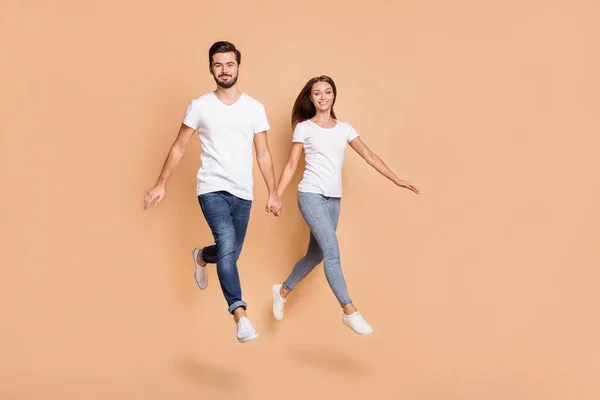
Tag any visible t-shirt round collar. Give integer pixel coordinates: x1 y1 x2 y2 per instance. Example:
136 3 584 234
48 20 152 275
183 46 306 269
307 119 338 130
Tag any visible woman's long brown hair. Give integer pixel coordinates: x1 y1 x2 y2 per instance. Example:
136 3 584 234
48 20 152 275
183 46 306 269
291 75 338 129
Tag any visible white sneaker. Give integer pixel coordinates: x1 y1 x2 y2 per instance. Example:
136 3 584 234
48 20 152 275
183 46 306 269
342 311 374 335
192 248 208 290
237 317 259 343
272 284 287 320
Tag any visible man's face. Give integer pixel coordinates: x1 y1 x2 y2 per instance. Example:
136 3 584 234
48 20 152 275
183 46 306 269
210 52 239 89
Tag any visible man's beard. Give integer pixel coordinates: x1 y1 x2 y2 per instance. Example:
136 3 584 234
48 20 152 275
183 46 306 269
214 74 238 89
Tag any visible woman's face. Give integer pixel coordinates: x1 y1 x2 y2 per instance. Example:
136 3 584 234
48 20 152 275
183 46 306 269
310 81 335 112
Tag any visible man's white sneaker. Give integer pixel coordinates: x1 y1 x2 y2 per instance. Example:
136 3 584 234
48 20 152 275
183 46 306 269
192 248 208 290
272 284 287 320
342 311 374 335
237 317 259 343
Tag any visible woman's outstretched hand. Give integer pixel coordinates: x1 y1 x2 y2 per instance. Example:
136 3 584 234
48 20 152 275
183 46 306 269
394 178 419 194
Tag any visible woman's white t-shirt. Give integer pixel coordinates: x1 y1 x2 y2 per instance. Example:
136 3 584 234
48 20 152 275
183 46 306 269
292 119 359 198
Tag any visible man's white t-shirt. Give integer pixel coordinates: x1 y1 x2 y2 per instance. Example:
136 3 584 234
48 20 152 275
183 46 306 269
292 119 359 198
182 92 270 201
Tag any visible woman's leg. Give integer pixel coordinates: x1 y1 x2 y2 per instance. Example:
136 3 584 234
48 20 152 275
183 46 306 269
289 193 373 335
293 192 352 307
282 231 323 293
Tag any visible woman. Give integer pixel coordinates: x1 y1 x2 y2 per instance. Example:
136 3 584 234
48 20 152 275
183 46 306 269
272 75 419 335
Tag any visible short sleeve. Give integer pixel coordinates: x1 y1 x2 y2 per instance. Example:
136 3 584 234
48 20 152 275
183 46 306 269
182 101 199 130
253 104 270 134
346 123 359 143
292 123 305 143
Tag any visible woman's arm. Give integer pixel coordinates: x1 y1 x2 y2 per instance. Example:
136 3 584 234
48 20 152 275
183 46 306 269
349 137 419 194
276 143 304 200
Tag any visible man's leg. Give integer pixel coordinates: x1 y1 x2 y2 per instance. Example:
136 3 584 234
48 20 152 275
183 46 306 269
192 207 218 291
198 196 250 266
197 192 258 343
198 241 217 264
197 192 246 313
232 198 252 262
229 196 252 321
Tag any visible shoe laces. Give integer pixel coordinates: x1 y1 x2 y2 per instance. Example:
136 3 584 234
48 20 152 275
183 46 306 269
238 318 253 334
275 302 284 313
348 312 368 325
275 287 286 306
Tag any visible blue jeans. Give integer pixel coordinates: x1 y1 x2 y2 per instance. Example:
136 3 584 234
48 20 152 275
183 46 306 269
197 191 251 314
283 192 352 307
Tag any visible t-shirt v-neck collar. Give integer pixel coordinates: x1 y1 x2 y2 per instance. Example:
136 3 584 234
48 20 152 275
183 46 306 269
211 91 245 108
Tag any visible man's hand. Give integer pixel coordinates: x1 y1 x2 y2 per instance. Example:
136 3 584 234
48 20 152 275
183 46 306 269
266 192 282 216
144 184 166 209
143 123 195 211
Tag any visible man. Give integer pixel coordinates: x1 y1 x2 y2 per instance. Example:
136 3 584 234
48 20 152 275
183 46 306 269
144 41 282 343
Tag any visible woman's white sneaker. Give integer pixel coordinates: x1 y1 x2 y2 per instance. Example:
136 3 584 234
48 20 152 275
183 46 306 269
342 311 374 335
192 248 208 290
237 317 259 343
272 284 287 320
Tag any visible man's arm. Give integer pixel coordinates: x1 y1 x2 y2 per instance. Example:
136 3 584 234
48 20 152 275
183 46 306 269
144 123 196 209
253 131 282 215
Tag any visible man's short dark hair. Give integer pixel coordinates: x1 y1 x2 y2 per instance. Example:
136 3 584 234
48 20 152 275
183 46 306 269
209 41 241 65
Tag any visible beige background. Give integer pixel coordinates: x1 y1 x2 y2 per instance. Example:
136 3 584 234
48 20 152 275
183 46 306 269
2 1 599 399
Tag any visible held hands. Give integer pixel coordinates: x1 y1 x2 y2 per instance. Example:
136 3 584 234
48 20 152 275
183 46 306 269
144 184 166 209
265 191 283 217
394 177 419 194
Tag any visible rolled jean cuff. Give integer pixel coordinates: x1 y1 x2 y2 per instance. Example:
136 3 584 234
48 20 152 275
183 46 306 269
340 299 353 308
228 300 247 315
